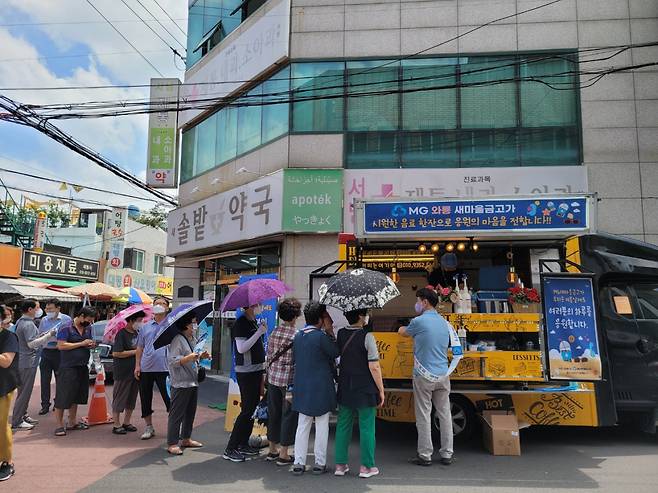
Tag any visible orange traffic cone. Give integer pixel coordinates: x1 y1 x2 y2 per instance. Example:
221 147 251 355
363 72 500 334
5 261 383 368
83 370 113 426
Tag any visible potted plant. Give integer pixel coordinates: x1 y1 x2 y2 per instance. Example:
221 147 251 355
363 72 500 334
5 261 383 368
435 284 459 314
508 286 541 313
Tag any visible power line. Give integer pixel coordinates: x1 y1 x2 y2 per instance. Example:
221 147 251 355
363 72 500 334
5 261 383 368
119 0 186 62
3 183 128 208
70 223 153 251
0 18 188 27
85 0 165 77
134 0 187 50
151 0 187 37
0 49 172 64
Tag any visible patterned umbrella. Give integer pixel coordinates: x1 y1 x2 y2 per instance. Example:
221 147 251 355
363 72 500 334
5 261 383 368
65 282 120 300
219 278 292 312
318 268 400 311
153 300 213 350
113 286 153 304
104 303 153 343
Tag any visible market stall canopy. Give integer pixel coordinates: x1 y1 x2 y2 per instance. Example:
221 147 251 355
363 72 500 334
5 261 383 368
25 277 86 289
0 277 79 302
65 282 120 300
0 280 20 295
112 287 153 305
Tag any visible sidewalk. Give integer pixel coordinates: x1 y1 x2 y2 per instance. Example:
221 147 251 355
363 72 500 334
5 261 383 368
10 370 225 493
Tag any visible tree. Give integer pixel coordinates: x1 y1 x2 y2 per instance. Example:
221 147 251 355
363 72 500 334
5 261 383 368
134 205 168 230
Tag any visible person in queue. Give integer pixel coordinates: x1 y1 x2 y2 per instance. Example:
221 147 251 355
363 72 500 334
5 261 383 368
12 299 52 431
334 308 385 479
111 311 144 435
265 298 302 466
53 307 97 437
399 287 453 466
135 296 171 440
223 304 267 462
166 314 209 455
38 298 71 416
291 302 339 476
0 305 19 481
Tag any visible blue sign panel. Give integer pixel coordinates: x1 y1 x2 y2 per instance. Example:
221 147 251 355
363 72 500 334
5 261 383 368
363 197 588 234
542 276 602 381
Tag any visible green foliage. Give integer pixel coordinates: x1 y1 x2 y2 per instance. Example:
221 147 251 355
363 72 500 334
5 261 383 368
134 205 168 230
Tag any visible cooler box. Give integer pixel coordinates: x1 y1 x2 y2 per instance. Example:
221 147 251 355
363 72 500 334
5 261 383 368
477 291 510 313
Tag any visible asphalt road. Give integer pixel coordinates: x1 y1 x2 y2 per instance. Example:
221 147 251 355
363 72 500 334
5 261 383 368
82 377 658 493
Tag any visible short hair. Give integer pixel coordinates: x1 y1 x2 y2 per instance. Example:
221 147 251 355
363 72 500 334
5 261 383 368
126 310 146 323
344 308 368 325
178 312 195 330
303 301 327 326
153 296 169 306
278 298 302 323
44 298 61 308
76 306 97 319
416 287 439 307
20 299 38 313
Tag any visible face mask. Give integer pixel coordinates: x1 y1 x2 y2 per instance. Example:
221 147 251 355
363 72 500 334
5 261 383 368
253 305 263 315
134 322 144 331
2 318 11 327
80 320 91 327
363 315 370 326
153 305 166 315
191 323 199 334
414 302 424 315
34 308 44 319
46 311 58 319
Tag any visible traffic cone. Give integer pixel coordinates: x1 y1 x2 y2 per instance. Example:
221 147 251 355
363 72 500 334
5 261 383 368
83 370 113 426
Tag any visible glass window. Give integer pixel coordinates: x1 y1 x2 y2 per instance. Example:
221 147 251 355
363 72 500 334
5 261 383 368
401 131 459 168
262 67 290 143
292 62 344 132
154 255 165 275
460 129 519 167
345 132 398 168
461 57 517 129
180 128 197 182
186 1 204 68
347 60 399 131
521 57 578 127
633 283 658 320
133 250 145 272
216 105 238 164
402 58 458 130
196 113 217 174
237 85 263 154
521 127 579 166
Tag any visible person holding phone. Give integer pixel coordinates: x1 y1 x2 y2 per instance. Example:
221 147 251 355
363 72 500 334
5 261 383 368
166 314 209 456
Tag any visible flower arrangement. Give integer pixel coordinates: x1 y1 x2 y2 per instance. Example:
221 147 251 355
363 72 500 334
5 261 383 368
435 284 460 303
508 286 541 305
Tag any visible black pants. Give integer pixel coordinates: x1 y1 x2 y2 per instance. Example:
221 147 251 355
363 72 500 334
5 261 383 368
40 349 60 410
226 370 263 451
167 386 198 446
139 371 170 418
266 383 298 447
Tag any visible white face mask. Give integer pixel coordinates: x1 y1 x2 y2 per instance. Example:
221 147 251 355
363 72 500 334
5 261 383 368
134 321 144 331
191 323 199 334
34 308 43 319
46 311 58 319
153 305 166 315
363 315 370 326
2 318 11 327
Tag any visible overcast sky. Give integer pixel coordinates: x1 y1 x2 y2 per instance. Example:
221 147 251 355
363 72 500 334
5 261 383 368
0 0 186 212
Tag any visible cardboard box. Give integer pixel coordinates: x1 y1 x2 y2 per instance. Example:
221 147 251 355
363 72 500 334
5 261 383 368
481 411 521 456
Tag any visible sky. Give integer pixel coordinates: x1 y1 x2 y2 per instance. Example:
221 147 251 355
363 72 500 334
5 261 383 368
0 0 186 213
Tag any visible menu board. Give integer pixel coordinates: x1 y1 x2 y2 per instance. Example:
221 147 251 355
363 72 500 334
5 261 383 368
542 276 602 381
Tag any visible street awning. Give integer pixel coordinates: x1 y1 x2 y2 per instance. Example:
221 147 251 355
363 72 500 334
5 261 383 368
0 280 20 295
26 277 86 288
0 277 80 302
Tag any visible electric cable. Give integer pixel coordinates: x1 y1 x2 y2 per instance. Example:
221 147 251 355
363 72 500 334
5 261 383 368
151 0 187 37
134 0 187 50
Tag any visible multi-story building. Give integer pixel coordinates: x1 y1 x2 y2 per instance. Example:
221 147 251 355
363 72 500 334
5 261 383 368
170 0 658 371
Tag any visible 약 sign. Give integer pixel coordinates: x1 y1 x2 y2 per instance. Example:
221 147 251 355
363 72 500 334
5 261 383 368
146 78 180 188
22 250 99 281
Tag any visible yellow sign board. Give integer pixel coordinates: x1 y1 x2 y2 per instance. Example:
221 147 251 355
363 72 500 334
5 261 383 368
448 313 542 333
156 276 173 296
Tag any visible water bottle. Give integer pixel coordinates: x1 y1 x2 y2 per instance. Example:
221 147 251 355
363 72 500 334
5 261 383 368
458 326 467 349
91 347 102 373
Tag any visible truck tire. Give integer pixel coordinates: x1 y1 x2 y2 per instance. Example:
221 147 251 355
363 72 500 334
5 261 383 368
432 394 477 443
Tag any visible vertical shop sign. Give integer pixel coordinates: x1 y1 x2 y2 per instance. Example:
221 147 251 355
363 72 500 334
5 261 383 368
282 169 343 232
146 78 180 188
108 208 127 269
33 212 47 252
542 275 602 381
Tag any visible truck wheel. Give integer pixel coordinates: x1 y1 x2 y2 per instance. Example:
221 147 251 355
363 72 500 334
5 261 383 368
432 394 477 443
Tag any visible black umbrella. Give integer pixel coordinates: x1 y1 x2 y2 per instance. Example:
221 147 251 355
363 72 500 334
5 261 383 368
153 300 213 349
318 268 400 311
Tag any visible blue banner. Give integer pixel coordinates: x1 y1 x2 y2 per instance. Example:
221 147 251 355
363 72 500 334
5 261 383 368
363 197 588 234
542 276 602 381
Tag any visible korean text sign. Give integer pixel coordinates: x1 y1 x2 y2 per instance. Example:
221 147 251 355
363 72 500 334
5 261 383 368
21 250 99 281
108 208 127 269
282 169 343 232
363 197 589 235
147 78 180 188
542 276 602 381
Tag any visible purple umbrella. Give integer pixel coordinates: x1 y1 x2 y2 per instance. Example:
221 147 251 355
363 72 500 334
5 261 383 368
219 278 292 312
153 300 213 350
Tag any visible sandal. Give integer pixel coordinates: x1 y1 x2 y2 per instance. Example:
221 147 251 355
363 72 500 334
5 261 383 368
70 422 89 431
112 426 127 435
54 427 67 437
167 446 183 456
122 424 137 432
181 440 203 448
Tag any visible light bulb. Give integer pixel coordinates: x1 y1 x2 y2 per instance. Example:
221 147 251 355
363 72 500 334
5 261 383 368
390 268 400 284
457 242 466 252
471 242 479 252
418 244 427 253
430 243 440 253
446 243 455 252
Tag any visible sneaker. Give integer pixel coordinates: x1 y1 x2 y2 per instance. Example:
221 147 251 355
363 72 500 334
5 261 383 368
0 462 14 482
359 466 380 478
112 426 127 435
276 457 294 467
334 464 350 476
409 455 432 467
291 465 305 476
140 426 155 440
12 421 34 431
439 457 453 466
265 452 279 461
38 407 50 416
222 449 246 463
312 465 327 475
23 416 38 425
238 445 260 456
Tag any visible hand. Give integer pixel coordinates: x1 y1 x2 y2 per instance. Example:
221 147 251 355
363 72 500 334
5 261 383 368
134 368 141 380
378 390 385 408
200 351 210 360
49 328 58 337
257 322 267 336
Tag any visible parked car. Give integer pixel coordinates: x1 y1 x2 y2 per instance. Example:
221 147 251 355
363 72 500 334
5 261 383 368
88 320 114 383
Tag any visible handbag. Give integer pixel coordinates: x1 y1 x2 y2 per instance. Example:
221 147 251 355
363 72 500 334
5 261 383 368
254 340 295 425
183 336 206 384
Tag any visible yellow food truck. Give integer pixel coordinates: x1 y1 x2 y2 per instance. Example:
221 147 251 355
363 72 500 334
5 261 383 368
310 195 658 440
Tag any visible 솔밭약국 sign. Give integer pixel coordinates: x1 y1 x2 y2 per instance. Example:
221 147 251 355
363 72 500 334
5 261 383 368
21 250 99 281
362 197 589 236
282 169 343 232
542 275 602 381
